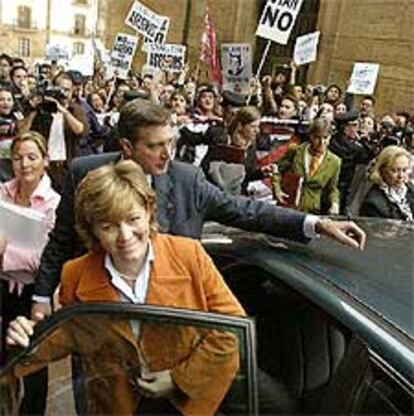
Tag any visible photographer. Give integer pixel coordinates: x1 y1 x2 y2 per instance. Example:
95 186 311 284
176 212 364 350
19 72 89 191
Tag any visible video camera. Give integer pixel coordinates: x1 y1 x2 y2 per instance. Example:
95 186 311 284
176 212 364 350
0 116 17 137
35 77 67 113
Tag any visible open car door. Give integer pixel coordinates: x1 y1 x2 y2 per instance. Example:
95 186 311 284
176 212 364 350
1 303 258 415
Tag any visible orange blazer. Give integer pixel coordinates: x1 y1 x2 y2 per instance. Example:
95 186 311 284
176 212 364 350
14 234 245 416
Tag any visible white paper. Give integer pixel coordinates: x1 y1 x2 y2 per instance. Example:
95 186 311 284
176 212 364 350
256 0 304 45
146 43 186 73
294 31 320 66
221 43 252 94
68 53 94 77
0 200 47 249
125 1 167 42
347 63 380 95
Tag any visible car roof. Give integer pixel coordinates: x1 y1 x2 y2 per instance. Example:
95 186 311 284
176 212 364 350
205 219 413 340
290 219 414 342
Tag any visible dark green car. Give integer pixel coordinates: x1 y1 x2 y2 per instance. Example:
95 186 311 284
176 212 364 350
203 218 414 414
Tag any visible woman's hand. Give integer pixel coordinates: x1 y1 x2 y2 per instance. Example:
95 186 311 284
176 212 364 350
262 163 279 178
136 370 177 399
274 190 289 205
6 316 36 348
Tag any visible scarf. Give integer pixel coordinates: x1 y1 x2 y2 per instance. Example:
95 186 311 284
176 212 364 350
379 183 413 222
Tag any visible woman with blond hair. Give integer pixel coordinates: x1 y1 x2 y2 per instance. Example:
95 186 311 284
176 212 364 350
7 159 244 415
360 145 413 221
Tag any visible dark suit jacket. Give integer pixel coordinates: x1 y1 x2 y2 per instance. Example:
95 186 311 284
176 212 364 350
359 183 414 220
35 153 307 296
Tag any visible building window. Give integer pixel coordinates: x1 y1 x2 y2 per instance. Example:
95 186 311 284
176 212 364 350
18 38 30 57
73 42 85 55
74 14 86 35
17 6 32 29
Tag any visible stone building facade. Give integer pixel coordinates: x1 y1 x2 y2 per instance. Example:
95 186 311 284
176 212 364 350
102 0 260 71
309 0 414 114
0 0 412 113
0 0 100 64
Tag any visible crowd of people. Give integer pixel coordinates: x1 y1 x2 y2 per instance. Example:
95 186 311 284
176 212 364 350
1 52 412 216
0 47 411 415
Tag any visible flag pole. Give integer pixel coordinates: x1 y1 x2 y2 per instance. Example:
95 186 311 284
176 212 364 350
247 39 271 105
256 39 272 79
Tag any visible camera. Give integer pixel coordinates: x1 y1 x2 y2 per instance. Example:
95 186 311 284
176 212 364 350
36 78 67 113
0 116 17 137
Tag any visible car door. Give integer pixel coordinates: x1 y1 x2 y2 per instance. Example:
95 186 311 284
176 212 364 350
0 302 258 416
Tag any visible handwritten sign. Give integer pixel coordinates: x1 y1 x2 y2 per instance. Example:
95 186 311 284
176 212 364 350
146 43 186 73
108 33 138 79
256 0 304 45
293 31 320 65
347 63 380 95
125 1 166 42
142 17 170 51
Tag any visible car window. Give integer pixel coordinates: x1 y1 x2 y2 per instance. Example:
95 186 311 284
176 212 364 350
0 303 258 416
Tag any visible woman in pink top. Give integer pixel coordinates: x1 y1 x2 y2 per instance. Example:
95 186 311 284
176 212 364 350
1 131 60 414
0 131 60 292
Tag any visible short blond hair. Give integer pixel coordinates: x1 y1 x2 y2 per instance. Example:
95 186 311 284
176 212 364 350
369 145 411 185
11 131 48 158
75 160 157 251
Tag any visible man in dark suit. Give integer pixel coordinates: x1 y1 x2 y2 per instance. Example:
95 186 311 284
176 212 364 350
32 99 366 316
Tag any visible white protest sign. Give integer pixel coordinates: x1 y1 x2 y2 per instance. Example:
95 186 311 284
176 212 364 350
45 43 70 60
146 44 186 73
221 44 252 94
256 0 304 45
68 54 94 76
108 33 138 79
293 31 320 66
125 1 166 42
347 63 380 95
142 16 170 52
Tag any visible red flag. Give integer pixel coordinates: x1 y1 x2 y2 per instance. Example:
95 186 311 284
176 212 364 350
199 7 222 84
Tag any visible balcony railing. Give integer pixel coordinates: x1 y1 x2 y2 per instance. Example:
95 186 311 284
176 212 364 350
12 19 38 31
72 0 89 5
71 28 92 37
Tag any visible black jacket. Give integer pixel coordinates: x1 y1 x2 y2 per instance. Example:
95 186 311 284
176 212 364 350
360 183 414 220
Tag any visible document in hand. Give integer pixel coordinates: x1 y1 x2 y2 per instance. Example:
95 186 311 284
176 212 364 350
0 200 46 249
281 172 303 208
